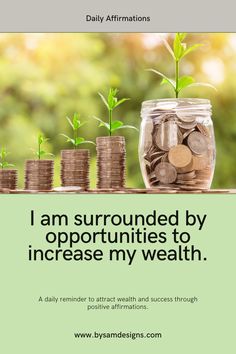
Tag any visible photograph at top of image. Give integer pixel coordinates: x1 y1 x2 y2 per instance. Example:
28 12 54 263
0 33 235 194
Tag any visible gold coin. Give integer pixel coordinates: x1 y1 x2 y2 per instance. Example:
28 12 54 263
177 171 196 180
192 154 209 170
168 144 192 168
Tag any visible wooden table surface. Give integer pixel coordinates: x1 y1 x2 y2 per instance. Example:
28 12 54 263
1 188 236 194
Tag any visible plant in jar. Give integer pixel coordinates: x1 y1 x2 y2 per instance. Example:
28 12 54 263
139 33 216 191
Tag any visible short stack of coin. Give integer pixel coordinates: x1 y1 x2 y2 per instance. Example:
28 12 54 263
96 136 126 189
0 169 18 190
61 149 90 189
142 110 215 190
25 160 54 190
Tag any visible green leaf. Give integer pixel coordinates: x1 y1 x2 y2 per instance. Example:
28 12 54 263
177 76 195 92
178 33 187 41
75 137 85 145
108 88 119 109
39 150 47 157
110 120 124 132
0 147 7 160
79 140 96 146
38 133 44 146
161 77 176 87
114 98 130 108
115 125 139 132
66 116 74 129
60 133 76 145
181 44 203 59
184 82 217 91
147 69 176 89
73 112 80 130
1 161 14 168
93 116 110 131
163 39 175 59
173 34 184 60
98 92 109 109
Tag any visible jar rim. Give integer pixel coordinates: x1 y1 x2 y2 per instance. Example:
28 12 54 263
141 98 212 118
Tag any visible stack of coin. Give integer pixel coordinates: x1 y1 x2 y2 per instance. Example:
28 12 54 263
25 160 54 190
60 149 90 189
141 109 215 190
0 169 18 190
96 136 126 189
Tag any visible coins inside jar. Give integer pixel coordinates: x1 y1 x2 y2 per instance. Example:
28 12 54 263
141 105 215 190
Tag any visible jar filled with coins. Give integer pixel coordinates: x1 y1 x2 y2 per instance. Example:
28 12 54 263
139 98 216 190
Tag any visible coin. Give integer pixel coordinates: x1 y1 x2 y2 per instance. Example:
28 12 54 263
176 160 194 173
196 123 209 136
154 162 177 183
168 145 192 168
187 131 208 155
177 121 197 130
177 171 196 180
155 121 179 151
25 160 54 191
0 169 18 190
96 136 126 189
140 103 215 191
61 149 90 189
176 112 196 123
182 128 195 140
192 154 209 170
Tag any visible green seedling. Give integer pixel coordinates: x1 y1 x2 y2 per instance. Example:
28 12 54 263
31 133 54 160
61 112 95 148
94 88 138 136
0 147 14 169
147 33 216 98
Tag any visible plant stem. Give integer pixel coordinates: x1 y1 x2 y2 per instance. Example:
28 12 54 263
38 141 41 160
109 109 112 136
175 60 179 98
74 129 77 149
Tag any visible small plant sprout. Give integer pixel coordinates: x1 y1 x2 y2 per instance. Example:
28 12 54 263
94 88 138 136
31 133 54 160
0 147 14 169
147 33 216 98
61 112 95 148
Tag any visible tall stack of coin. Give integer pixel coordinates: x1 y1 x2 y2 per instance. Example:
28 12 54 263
25 160 54 190
96 136 126 189
139 99 216 190
60 149 90 189
0 169 18 190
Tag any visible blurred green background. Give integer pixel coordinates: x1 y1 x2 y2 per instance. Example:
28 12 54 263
0 33 235 188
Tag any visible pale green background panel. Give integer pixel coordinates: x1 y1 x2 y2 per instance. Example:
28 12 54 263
1 195 235 353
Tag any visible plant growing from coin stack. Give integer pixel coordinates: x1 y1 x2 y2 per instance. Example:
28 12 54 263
139 33 216 191
94 88 138 189
60 113 94 189
61 112 95 148
0 147 14 169
0 147 18 190
94 88 138 135
31 133 54 160
25 133 54 191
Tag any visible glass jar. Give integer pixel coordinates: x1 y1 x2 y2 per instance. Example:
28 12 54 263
139 98 216 190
